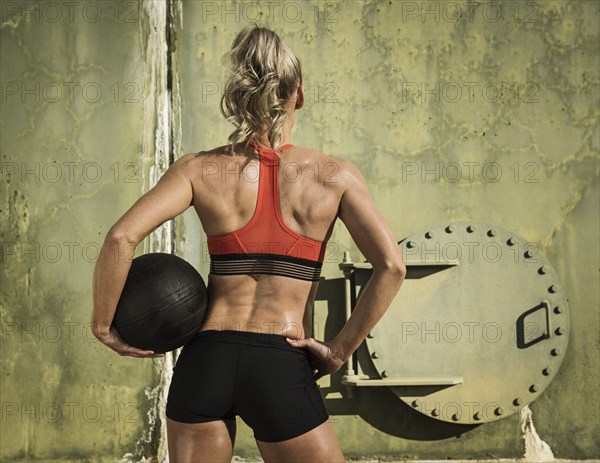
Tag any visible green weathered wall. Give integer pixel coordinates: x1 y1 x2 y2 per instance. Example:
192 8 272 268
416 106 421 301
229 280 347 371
1 0 598 461
176 0 599 460
1 1 168 461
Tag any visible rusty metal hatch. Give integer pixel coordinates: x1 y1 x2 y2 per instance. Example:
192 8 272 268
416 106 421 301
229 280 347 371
339 220 570 424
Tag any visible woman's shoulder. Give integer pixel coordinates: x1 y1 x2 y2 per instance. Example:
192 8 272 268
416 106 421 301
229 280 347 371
189 144 234 158
176 144 361 186
175 146 243 170
288 145 361 191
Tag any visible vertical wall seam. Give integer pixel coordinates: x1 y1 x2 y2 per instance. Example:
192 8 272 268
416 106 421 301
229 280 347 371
166 0 175 257
132 0 172 462
156 1 182 462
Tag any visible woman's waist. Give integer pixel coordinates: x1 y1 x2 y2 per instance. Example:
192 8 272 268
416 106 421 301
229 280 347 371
199 302 309 340
189 329 306 353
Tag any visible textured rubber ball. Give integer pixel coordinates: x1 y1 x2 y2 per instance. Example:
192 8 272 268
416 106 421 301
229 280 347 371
113 253 208 353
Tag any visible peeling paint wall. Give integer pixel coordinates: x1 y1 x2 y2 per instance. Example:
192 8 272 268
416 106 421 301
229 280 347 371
1 0 598 461
1 0 169 461
175 0 599 460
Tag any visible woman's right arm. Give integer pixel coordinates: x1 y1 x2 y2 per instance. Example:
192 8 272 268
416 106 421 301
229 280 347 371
330 158 406 363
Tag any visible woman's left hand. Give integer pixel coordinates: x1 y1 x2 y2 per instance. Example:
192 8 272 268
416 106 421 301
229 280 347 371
94 325 165 358
286 336 345 380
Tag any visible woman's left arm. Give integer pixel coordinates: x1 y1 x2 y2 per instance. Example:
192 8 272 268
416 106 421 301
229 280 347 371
91 153 197 357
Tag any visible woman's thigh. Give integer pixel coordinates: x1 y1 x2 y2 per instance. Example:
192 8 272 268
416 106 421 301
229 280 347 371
166 416 236 463
255 419 345 463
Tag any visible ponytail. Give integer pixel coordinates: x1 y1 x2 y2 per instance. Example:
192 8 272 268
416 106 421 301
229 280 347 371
220 24 302 156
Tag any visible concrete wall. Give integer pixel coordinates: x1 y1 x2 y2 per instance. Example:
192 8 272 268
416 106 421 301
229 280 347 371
1 1 169 461
1 0 598 461
176 1 598 459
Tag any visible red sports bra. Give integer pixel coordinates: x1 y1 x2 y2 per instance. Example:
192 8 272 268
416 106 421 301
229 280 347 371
206 141 327 282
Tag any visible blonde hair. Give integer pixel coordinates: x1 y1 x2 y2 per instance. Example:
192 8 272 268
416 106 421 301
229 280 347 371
220 24 302 156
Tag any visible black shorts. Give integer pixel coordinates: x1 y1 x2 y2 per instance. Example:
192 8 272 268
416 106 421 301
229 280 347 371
165 329 330 442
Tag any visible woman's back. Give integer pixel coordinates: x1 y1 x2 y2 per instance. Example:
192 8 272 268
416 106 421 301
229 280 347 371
190 142 346 338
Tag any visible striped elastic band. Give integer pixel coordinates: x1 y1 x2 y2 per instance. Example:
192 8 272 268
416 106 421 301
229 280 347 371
209 253 322 282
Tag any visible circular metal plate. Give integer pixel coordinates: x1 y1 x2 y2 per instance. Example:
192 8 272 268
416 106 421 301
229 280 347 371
364 220 570 424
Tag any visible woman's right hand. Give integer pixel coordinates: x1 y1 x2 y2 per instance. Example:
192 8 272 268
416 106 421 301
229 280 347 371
94 325 165 358
286 337 346 380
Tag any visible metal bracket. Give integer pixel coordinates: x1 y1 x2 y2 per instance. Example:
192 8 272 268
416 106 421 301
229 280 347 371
339 251 461 397
342 375 463 387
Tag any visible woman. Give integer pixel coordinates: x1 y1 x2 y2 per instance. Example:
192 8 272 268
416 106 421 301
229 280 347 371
92 24 406 462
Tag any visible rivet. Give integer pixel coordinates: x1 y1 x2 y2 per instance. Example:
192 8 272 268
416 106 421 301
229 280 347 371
445 225 455 233
555 327 564 336
538 266 548 275
367 332 374 338
467 224 477 233
487 228 497 237
371 351 380 359
431 408 439 417
451 413 460 421
553 306 562 314
381 370 390 378
525 249 535 258
473 411 482 421
551 347 562 357
530 384 539 393
425 231 434 239
406 240 416 249
411 399 420 408
549 284 559 293
513 398 522 406
543 367 553 376
494 407 503 416
507 237 517 246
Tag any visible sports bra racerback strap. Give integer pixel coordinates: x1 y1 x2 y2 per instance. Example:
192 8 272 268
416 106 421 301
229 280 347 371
205 140 327 281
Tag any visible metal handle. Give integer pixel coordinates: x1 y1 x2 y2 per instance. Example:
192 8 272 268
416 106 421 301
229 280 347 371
516 300 550 349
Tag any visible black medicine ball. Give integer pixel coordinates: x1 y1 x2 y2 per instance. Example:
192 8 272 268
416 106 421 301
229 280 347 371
113 253 208 353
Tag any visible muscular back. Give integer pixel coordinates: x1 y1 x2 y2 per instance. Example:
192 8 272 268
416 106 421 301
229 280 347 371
188 143 346 338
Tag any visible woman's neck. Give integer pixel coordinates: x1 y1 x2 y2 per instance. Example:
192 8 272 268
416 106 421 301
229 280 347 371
253 117 294 147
